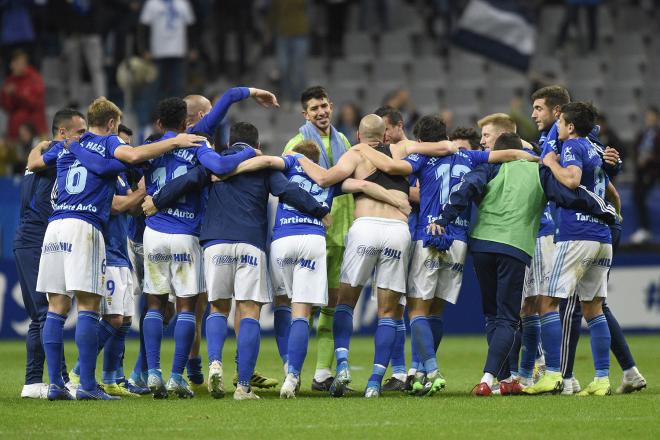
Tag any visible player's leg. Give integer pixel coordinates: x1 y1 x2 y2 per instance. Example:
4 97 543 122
15 246 50 398
519 296 541 386
312 244 343 391
407 297 433 395
559 294 583 394
274 295 292 373
235 300 265 400
206 299 230 398
74 291 110 398
167 294 198 398
282 302 314 398
382 302 407 391
604 301 646 393
187 291 208 393
42 293 72 399
481 254 526 396
127 239 149 392
576 243 613 396
364 289 402 397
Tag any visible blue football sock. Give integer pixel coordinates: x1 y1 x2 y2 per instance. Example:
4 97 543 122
186 356 204 384
368 318 397 386
71 361 80 376
540 312 562 373
587 314 611 378
410 316 437 374
603 303 635 371
97 319 116 351
390 320 406 376
43 312 66 387
237 318 260 387
206 312 228 364
520 315 541 379
274 306 292 364
333 304 354 369
171 312 196 375
143 310 164 370
76 311 100 392
103 322 129 385
428 314 444 353
287 317 310 377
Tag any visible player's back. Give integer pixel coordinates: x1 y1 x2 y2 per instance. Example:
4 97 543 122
556 137 610 243
144 131 205 236
272 157 334 241
409 149 488 241
50 133 118 231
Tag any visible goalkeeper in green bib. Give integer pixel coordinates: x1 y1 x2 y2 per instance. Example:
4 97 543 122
282 86 355 390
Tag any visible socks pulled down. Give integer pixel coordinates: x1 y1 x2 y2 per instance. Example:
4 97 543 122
368 318 397 387
519 315 541 379
43 312 67 387
76 311 100 392
287 318 310 377
143 310 164 371
390 320 407 378
186 356 204 385
171 312 197 375
274 306 292 364
103 322 130 385
540 312 562 373
587 314 611 379
237 318 261 387
333 304 354 368
206 312 228 364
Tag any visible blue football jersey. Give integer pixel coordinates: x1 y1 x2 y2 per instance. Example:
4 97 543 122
405 149 489 242
104 173 131 268
408 175 419 236
144 131 209 236
45 133 124 231
525 146 555 238
272 156 335 241
555 137 611 243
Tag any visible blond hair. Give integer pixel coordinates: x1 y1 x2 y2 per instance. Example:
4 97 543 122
477 113 516 133
292 140 321 164
87 97 122 128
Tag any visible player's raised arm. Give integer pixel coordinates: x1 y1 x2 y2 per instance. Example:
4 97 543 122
196 144 257 175
67 141 128 177
352 143 413 176
488 149 539 163
297 149 359 187
341 178 411 216
113 133 207 164
26 140 56 171
221 155 287 179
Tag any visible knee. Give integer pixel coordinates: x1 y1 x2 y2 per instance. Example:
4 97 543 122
520 297 537 317
538 297 559 315
103 315 123 329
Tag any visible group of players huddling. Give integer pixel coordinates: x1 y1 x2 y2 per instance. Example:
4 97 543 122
15 81 647 401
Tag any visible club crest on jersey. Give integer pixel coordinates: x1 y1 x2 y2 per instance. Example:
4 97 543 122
563 146 575 162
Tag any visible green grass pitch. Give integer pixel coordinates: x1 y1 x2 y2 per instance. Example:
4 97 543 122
0 335 658 439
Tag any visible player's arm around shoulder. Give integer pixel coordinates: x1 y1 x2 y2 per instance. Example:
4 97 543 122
542 148 582 190
113 133 206 164
26 140 55 171
488 149 539 163
399 139 458 157
218 154 286 180
298 149 359 188
351 143 412 175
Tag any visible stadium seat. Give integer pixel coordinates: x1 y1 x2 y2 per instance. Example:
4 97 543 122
566 56 607 89
378 31 414 62
486 63 528 89
307 58 330 87
331 60 369 89
442 84 480 111
410 57 447 88
448 51 487 90
482 86 520 114
345 32 376 63
410 85 440 115
362 84 397 112
606 61 644 90
601 86 640 116
372 60 408 88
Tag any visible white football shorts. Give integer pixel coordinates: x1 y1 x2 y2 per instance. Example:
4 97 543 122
522 234 556 298
547 240 612 301
101 266 134 316
407 239 467 303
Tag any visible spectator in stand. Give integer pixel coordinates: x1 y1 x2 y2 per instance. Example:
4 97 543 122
214 0 252 79
557 0 602 53
335 102 361 145
595 114 623 165
325 0 350 57
56 0 107 105
0 0 36 71
630 106 660 244
0 137 18 176
0 50 47 144
269 0 310 106
383 89 419 133
140 0 195 100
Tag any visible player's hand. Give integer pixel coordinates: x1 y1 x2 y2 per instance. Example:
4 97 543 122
142 195 158 216
62 137 77 149
172 133 207 148
542 151 558 167
427 223 445 236
35 140 51 152
396 196 412 216
137 176 146 192
603 147 620 166
250 88 279 108
322 213 333 229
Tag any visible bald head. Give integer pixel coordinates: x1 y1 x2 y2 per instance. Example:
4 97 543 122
184 95 212 127
358 114 386 143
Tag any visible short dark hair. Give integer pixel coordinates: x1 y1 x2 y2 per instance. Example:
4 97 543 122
52 108 85 136
531 85 571 109
118 124 133 137
449 127 480 149
560 102 597 137
493 132 523 151
155 97 187 131
229 122 259 147
374 105 403 127
412 115 447 142
301 86 329 110
292 140 321 163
